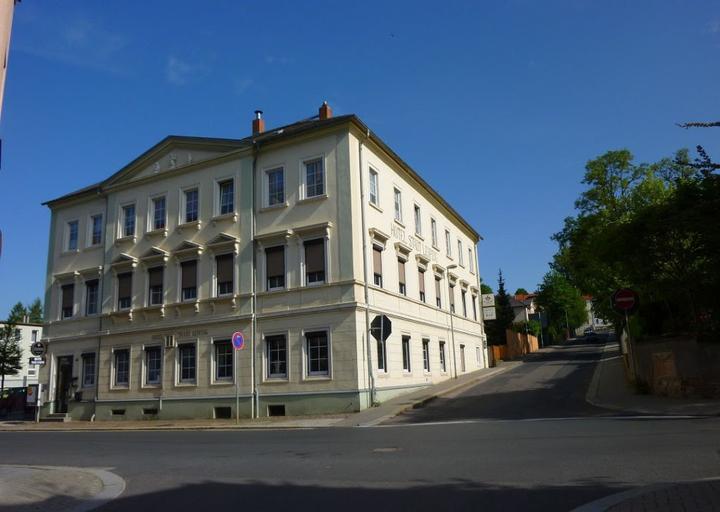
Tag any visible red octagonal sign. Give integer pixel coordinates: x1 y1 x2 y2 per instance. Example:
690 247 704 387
612 288 639 314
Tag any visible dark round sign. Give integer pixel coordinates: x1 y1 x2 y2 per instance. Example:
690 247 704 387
612 288 639 314
30 342 46 356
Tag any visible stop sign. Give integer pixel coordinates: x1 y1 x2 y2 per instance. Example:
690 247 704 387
612 288 639 314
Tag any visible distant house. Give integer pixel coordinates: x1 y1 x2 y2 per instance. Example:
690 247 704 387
575 296 612 335
510 293 538 324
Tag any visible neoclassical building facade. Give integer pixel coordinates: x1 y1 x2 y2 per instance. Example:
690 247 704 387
40 103 486 420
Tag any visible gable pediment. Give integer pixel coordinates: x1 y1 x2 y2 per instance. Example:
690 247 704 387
104 137 246 188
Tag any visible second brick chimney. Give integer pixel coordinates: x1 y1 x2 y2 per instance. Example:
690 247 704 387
252 110 265 135
319 101 332 120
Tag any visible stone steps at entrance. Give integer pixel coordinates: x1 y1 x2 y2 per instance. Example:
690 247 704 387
40 413 70 423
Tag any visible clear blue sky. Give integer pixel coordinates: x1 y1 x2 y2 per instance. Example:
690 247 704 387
1 1 719 316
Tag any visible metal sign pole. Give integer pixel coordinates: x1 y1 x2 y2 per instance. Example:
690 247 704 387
235 349 239 424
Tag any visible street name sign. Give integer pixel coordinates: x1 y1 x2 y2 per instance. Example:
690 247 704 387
231 332 245 350
482 307 497 321
29 356 45 366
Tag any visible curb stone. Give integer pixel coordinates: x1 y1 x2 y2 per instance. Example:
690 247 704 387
570 477 720 512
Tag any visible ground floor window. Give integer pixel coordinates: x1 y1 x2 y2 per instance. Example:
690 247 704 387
422 338 430 372
215 339 233 381
402 335 411 372
113 349 129 387
145 346 162 385
82 353 96 387
439 341 447 373
266 334 287 379
460 344 466 373
178 343 196 383
377 338 387 372
306 330 329 377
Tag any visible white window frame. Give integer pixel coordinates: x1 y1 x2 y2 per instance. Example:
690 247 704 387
85 278 100 316
146 265 164 307
393 187 403 223
175 340 198 386
178 259 198 303
81 352 96 388
59 282 75 320
368 168 379 206
215 176 236 217
263 331 290 381
468 248 474 273
422 338 431 373
118 202 136 240
88 213 103 247
213 251 236 297
263 165 286 208
300 155 326 200
148 194 167 233
180 186 200 225
302 327 332 380
458 240 464 267
439 340 447 373
430 217 438 249
110 346 131 389
301 236 328 287
445 229 452 258
66 220 79 252
264 244 287 292
116 271 133 311
401 335 411 373
413 204 422 237
211 337 235 385
142 344 163 388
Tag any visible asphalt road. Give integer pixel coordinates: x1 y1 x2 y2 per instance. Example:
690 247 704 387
388 337 611 423
1 339 718 512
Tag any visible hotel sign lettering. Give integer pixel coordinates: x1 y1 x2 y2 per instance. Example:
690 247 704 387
390 224 438 262
151 329 208 341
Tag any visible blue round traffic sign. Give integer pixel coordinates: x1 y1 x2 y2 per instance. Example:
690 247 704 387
231 332 245 350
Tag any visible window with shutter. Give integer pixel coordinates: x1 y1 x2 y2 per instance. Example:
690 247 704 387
397 259 406 295
418 269 425 302
265 246 285 290
181 260 197 300
61 284 74 318
304 239 325 284
117 273 132 310
148 267 164 306
216 254 234 296
372 246 383 287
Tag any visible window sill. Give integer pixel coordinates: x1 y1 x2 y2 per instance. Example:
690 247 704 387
260 202 289 212
304 281 326 288
264 377 289 384
115 235 136 245
303 375 331 382
141 384 162 389
369 202 383 213
210 380 234 386
414 233 424 241
393 219 405 228
297 194 328 205
176 220 201 233
83 244 102 252
432 244 439 251
109 386 130 391
174 382 197 388
145 228 168 238
402 371 413 377
61 249 80 256
211 212 238 225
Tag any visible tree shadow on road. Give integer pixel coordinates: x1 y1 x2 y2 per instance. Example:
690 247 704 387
0 478 632 512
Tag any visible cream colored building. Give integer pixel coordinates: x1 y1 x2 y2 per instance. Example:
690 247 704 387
40 103 486 420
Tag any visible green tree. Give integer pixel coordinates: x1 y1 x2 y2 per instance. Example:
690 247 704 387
0 322 23 394
7 302 27 324
27 299 43 323
480 283 493 295
536 271 587 338
487 269 515 345
515 288 529 295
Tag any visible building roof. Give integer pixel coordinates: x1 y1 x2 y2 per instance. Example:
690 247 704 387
43 111 481 240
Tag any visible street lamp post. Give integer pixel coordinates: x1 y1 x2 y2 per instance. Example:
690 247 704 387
447 264 458 378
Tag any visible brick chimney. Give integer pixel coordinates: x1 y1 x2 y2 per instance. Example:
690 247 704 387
318 101 332 120
252 110 265 135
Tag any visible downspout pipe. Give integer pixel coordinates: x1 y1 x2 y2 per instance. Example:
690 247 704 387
358 129 376 406
251 141 260 419
94 189 109 419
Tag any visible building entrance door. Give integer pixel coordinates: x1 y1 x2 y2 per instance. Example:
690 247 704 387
55 356 73 414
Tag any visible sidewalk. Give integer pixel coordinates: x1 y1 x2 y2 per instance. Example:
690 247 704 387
586 341 720 416
573 478 720 512
0 363 515 432
0 464 125 512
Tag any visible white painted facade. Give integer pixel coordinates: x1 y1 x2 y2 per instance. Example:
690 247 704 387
40 107 486 420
